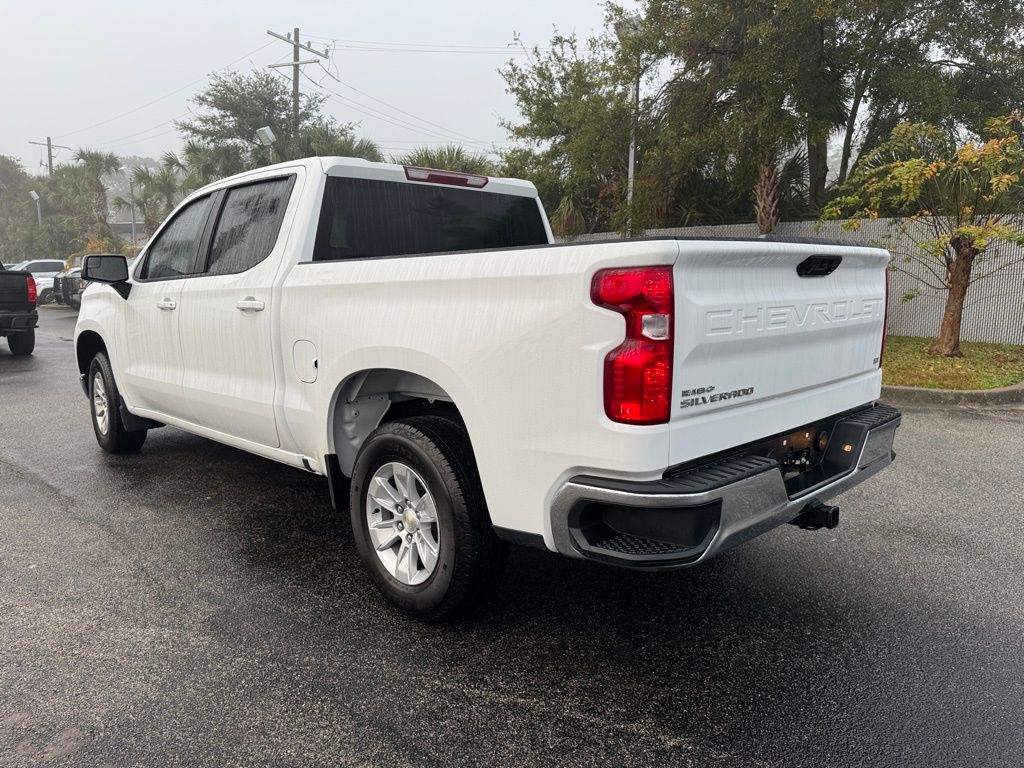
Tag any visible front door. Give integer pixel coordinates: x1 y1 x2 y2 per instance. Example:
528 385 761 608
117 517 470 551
177 175 297 448
117 194 214 418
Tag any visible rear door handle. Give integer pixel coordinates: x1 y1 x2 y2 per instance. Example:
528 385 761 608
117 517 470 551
156 298 176 311
236 297 265 312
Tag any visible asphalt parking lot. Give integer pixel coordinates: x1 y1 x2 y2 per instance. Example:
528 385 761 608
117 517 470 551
1 309 1023 767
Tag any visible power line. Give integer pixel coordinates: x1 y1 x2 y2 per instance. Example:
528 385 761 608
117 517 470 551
88 117 189 149
302 34 549 53
323 44 535 55
316 74 484 143
301 73 497 149
54 41 275 140
96 127 181 152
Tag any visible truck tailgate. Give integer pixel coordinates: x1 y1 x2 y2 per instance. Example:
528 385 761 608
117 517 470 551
0 271 32 311
669 239 889 467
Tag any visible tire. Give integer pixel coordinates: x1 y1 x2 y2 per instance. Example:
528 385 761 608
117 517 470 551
39 288 53 305
7 330 35 356
88 352 147 453
70 295 81 310
350 416 507 622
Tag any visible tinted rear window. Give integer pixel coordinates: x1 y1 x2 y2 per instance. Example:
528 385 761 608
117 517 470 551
312 177 547 261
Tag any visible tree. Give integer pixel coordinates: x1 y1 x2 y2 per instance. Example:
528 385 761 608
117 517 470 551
163 140 247 193
73 149 120 241
831 0 1024 186
396 144 494 175
823 115 1024 357
290 118 382 162
176 70 380 172
113 164 181 237
640 0 840 233
501 33 633 236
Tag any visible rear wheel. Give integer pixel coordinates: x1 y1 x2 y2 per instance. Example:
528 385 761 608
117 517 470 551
38 288 53 305
88 352 146 453
7 330 34 356
350 416 507 622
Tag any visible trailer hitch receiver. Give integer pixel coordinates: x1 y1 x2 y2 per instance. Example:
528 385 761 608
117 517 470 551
790 499 840 531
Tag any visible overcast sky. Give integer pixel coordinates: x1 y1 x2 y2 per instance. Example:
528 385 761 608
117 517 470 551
2 0 618 171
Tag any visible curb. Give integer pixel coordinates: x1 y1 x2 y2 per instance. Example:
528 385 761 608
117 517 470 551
881 380 1024 406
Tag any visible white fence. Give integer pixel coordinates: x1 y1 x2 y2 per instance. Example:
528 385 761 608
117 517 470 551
567 217 1024 345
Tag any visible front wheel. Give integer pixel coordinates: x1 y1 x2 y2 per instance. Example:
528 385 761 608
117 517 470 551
88 352 146 453
7 330 34 356
38 288 54 305
350 416 507 622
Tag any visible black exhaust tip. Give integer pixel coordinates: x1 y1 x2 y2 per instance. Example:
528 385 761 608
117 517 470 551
790 499 840 531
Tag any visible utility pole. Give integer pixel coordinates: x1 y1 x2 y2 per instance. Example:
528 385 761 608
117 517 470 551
119 166 137 246
266 28 329 135
28 137 71 175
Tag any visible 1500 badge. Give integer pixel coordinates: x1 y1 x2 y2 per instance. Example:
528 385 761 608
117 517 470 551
680 385 755 409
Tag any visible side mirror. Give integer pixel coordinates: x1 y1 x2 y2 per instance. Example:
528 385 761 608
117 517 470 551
82 254 131 298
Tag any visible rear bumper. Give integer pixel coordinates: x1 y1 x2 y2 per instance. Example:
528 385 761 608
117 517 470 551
0 311 38 334
550 403 900 569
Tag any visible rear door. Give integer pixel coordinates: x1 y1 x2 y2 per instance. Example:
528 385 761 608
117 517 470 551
177 173 298 447
118 194 214 416
669 240 889 465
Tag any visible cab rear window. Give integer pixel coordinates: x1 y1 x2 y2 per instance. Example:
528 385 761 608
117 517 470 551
312 176 547 261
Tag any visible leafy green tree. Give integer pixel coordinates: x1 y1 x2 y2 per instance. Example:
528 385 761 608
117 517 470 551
823 115 1024 357
396 144 494 175
500 33 633 236
832 0 1024 186
176 70 380 174
640 0 832 233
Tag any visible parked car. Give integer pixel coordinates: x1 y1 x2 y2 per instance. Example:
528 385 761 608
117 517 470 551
74 157 900 621
54 267 84 308
9 259 65 304
0 259 38 355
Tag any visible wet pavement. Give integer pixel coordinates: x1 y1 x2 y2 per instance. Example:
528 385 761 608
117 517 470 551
1 308 1022 767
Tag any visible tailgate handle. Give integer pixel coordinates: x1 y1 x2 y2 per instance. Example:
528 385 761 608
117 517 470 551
797 255 842 277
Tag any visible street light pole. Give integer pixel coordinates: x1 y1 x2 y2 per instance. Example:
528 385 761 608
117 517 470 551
626 64 639 215
615 14 643 235
28 190 41 227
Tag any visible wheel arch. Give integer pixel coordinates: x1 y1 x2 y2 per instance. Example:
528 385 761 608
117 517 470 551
328 367 468 478
75 330 108 379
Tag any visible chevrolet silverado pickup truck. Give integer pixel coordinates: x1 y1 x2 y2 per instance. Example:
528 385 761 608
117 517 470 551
0 260 38 356
74 157 900 621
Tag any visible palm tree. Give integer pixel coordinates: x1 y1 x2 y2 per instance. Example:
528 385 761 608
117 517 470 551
163 141 246 193
289 124 383 162
395 144 495 175
74 149 121 238
113 165 182 237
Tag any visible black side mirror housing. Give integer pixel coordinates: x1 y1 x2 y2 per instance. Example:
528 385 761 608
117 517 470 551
82 254 131 298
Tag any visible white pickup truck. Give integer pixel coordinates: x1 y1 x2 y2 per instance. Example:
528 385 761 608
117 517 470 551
75 157 900 620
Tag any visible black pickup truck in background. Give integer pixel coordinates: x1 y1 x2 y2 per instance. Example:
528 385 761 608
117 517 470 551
0 260 38 356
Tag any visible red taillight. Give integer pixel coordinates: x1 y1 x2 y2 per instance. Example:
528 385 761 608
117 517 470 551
879 268 889 368
26 275 37 305
403 165 488 188
592 267 674 425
